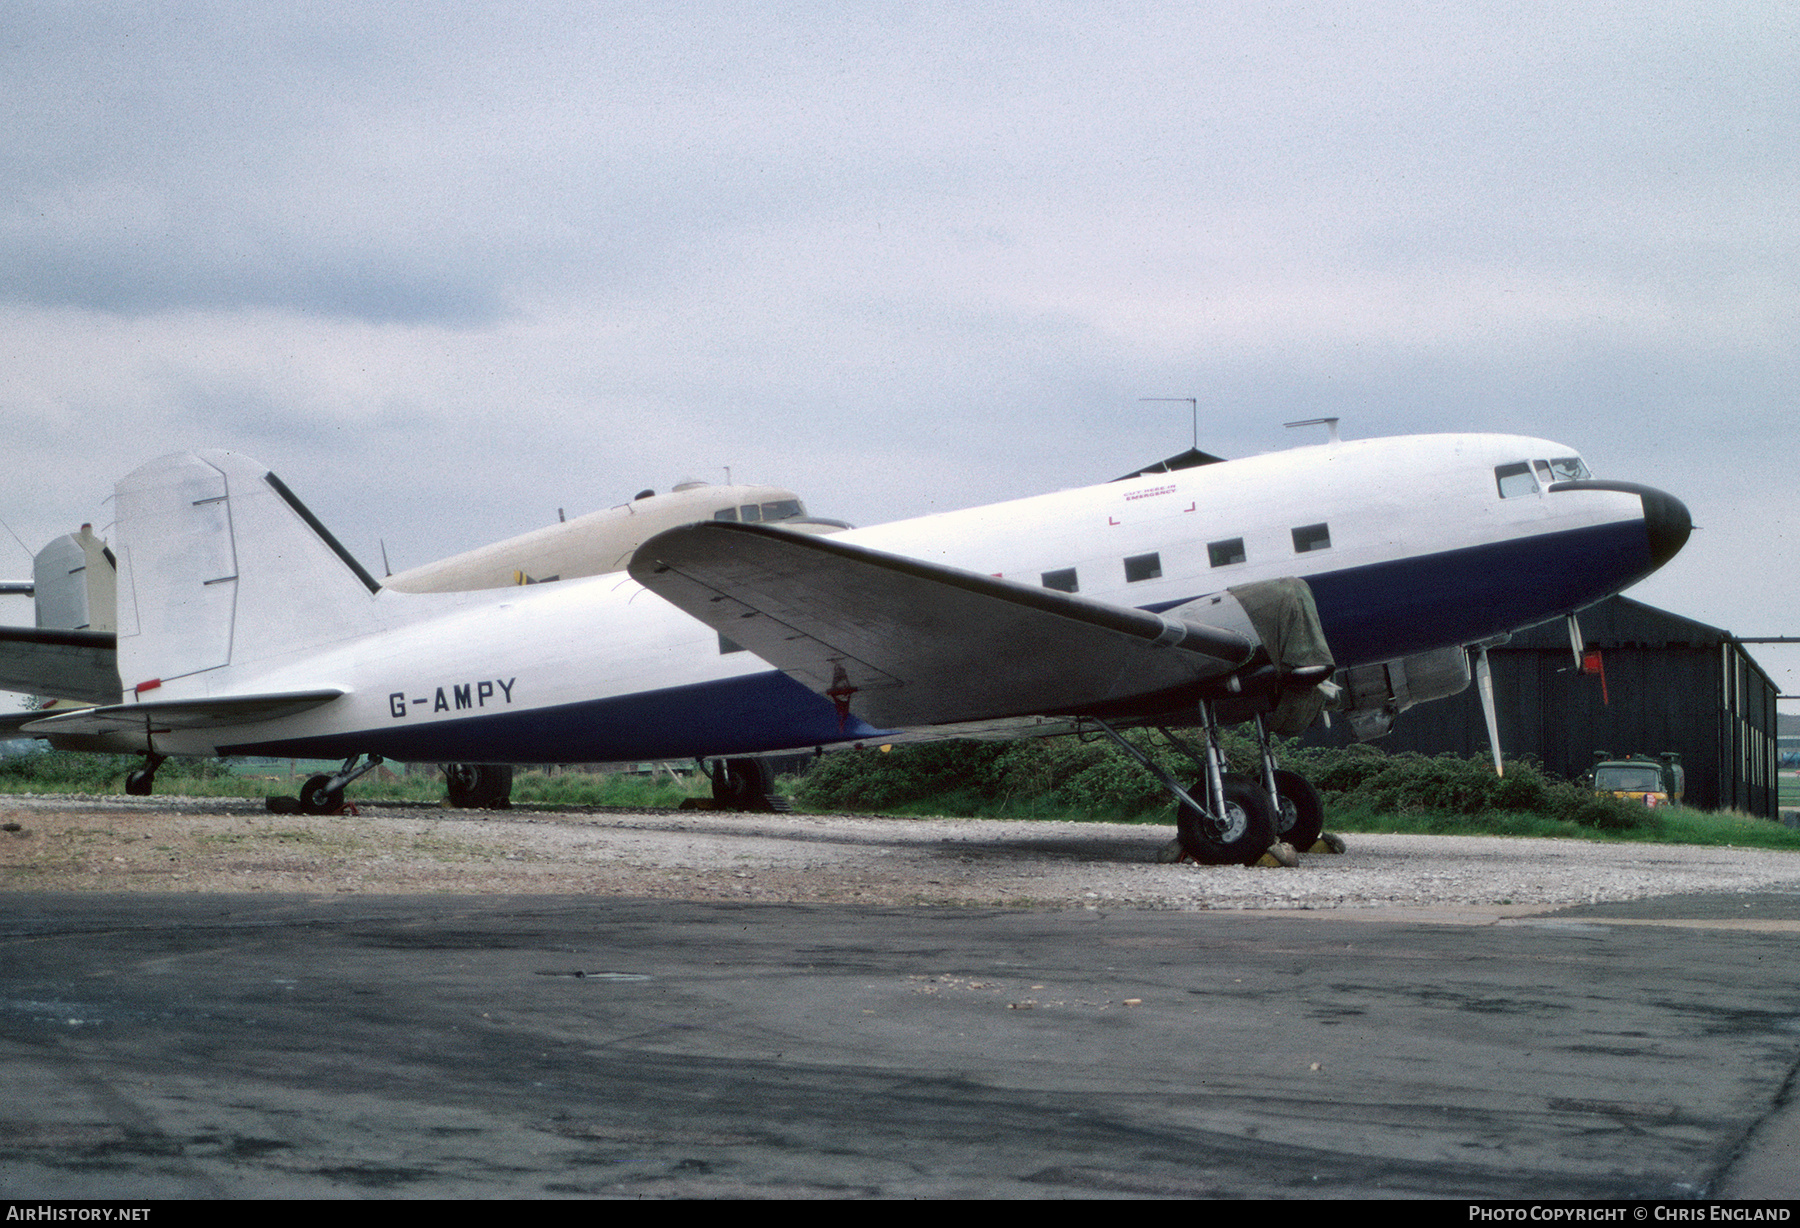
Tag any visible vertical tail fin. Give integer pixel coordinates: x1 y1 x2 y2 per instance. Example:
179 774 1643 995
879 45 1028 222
114 451 383 694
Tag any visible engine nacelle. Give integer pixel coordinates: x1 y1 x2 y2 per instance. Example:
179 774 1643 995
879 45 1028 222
1338 646 1472 741
1169 576 1336 735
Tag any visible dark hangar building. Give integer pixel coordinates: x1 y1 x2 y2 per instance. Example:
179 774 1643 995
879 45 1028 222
1306 595 1782 818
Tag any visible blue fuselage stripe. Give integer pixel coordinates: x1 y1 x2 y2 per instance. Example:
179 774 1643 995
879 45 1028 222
1280 518 1647 664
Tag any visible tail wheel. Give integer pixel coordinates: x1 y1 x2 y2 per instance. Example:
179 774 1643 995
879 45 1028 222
299 774 344 815
445 763 513 809
1176 773 1277 865
712 757 773 810
1272 769 1325 851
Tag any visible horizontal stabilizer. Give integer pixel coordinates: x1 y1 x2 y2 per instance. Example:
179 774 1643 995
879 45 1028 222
0 626 120 706
23 690 345 737
0 709 53 737
629 522 1254 727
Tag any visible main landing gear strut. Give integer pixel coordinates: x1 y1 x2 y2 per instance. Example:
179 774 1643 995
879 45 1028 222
1092 704 1337 867
445 763 513 809
1249 712 1326 853
703 758 791 812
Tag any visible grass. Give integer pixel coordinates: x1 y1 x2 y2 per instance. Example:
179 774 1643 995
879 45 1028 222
1325 800 1800 852
0 750 722 808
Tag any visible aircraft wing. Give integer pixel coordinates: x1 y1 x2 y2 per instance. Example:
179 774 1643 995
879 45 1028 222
0 626 120 706
629 522 1256 728
22 690 346 737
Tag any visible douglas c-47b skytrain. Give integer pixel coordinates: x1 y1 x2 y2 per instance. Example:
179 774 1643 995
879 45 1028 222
21 429 1690 866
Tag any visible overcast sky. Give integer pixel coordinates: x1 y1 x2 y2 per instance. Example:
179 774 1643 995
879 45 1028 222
3 2 1795 706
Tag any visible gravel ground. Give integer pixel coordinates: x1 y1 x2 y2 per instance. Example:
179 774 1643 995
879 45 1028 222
5 792 1800 915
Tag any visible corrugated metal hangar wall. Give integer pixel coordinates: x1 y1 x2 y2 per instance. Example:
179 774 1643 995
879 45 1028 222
1303 596 1781 817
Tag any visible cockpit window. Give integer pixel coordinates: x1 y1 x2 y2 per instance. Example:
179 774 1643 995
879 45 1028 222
1547 456 1591 481
1495 462 1539 498
713 499 808 523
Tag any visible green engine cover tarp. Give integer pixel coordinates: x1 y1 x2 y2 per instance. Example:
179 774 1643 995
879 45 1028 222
1227 576 1334 736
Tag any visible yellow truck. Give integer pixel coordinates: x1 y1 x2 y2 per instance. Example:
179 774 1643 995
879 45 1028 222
1589 753 1685 810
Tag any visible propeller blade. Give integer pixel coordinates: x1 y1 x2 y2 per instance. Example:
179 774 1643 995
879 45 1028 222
1475 644 1503 777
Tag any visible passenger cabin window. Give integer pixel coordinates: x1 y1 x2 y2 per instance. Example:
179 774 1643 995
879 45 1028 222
1041 568 1079 593
1291 524 1331 554
1208 538 1246 568
1124 553 1162 583
1494 462 1539 498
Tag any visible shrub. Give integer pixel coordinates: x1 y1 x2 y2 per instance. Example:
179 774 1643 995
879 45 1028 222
793 729 1671 835
0 749 135 791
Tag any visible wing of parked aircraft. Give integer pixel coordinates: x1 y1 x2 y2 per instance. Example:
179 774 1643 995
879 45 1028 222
629 521 1270 728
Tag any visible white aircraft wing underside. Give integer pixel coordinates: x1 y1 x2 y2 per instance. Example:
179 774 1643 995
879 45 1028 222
22 690 346 737
629 523 1256 728
0 626 121 706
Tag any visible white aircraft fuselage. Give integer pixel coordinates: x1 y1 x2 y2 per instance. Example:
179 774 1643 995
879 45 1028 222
41 434 1689 765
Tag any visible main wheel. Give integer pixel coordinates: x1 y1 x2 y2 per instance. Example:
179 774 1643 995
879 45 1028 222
299 774 343 815
711 757 773 810
1271 769 1324 851
1176 772 1277 865
445 763 513 809
124 769 154 796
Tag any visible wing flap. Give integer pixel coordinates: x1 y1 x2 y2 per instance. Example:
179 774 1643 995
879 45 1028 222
629 523 1255 727
22 690 345 737
0 626 121 706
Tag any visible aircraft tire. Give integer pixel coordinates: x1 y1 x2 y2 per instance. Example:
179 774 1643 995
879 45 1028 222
299 774 344 815
445 763 513 809
712 757 773 811
1176 773 1277 866
1272 769 1325 852
125 770 154 796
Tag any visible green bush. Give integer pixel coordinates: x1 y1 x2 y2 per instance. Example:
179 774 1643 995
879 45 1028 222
0 749 301 795
794 730 1668 834
0 749 135 791
798 729 1259 820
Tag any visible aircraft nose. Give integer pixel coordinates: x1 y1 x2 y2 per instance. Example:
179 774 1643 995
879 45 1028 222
1641 486 1691 568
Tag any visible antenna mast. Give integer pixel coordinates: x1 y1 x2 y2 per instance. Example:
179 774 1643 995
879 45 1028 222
1140 397 1199 449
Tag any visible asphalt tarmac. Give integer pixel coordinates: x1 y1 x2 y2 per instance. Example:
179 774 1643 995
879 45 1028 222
3 886 1798 1198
